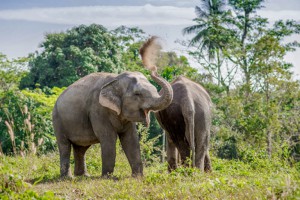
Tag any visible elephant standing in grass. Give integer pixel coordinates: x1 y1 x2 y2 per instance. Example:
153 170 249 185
53 37 173 178
155 76 212 172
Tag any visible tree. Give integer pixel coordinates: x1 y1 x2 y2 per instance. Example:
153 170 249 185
184 0 300 159
112 26 147 50
20 24 123 89
0 53 27 91
0 54 28 155
225 0 300 157
225 0 267 96
183 0 235 92
0 54 62 155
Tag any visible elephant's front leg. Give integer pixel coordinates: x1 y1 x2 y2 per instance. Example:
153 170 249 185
90 112 118 177
100 132 118 177
119 124 143 177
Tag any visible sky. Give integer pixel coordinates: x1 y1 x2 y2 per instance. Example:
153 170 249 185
0 0 300 77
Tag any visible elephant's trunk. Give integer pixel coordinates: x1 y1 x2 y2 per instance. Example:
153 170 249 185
149 70 173 111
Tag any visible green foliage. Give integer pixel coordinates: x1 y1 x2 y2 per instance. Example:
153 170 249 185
216 136 239 160
183 0 236 90
112 26 147 49
20 24 124 89
137 123 161 166
0 87 63 155
184 0 300 159
0 158 58 199
113 27 149 74
120 41 147 73
0 6 300 197
0 53 28 92
21 87 64 117
1 149 300 199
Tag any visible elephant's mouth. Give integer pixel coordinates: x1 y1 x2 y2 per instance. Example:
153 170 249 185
125 109 150 126
140 109 150 127
144 109 150 127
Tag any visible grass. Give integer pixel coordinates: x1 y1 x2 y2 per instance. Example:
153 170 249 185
1 145 300 199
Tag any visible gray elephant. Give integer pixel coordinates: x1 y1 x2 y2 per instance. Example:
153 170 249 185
52 70 173 178
155 76 212 172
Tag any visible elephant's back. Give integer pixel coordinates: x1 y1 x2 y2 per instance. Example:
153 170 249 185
63 73 116 95
56 73 115 105
171 76 212 133
56 72 116 112
171 76 212 109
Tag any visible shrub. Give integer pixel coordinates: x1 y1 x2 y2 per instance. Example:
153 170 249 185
0 87 63 155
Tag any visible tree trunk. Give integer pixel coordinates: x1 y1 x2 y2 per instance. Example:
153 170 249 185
267 129 272 158
0 141 3 156
266 78 272 158
161 131 165 163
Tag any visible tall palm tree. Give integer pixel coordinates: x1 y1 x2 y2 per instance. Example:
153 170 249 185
183 0 235 89
183 0 231 60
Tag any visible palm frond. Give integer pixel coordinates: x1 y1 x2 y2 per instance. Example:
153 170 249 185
211 0 227 14
183 0 234 61
200 0 211 14
182 23 207 35
195 6 209 18
189 29 208 46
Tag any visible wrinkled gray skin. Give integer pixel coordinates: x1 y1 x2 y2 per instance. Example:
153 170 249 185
155 76 212 172
53 71 173 178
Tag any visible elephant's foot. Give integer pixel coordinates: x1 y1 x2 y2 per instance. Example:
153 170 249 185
131 172 143 178
60 168 73 180
59 174 74 180
167 161 177 172
74 172 90 177
131 163 143 178
101 174 119 181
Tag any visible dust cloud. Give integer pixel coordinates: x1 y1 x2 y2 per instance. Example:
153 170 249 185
139 36 162 72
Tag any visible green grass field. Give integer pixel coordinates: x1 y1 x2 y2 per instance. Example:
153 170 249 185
1 145 300 199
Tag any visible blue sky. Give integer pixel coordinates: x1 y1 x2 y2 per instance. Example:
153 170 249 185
0 0 300 77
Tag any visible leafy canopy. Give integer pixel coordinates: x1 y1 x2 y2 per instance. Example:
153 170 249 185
20 24 124 89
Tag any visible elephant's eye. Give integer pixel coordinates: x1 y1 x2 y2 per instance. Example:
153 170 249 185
134 92 142 97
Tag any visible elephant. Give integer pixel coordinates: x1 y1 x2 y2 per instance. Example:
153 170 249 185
52 70 173 178
155 76 212 172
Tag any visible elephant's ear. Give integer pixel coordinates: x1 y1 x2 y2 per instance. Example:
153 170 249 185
99 79 121 115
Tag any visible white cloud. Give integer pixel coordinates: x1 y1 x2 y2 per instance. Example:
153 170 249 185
0 4 195 26
1 4 299 27
145 0 198 7
0 4 299 77
259 10 300 22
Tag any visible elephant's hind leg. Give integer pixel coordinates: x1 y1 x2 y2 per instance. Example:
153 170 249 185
204 151 212 172
57 138 72 178
73 144 90 176
182 105 195 168
195 130 210 172
166 134 178 172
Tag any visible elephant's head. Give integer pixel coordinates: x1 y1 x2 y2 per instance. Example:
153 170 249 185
99 71 173 126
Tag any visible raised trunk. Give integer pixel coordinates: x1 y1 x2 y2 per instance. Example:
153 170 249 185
149 71 173 111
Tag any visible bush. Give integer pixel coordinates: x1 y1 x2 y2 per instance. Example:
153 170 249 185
216 136 239 160
137 123 161 166
0 87 63 155
0 160 58 199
